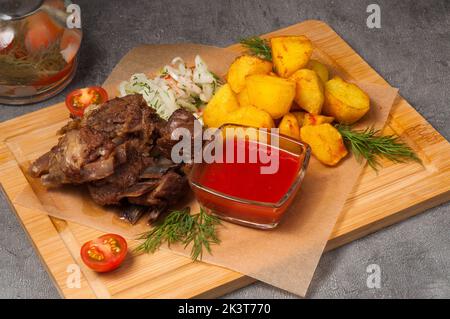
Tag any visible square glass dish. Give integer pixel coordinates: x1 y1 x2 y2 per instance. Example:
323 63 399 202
189 125 311 229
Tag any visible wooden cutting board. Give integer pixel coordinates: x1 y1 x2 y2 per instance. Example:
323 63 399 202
0 20 449 299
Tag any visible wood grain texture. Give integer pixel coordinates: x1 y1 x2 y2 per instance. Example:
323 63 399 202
0 20 449 299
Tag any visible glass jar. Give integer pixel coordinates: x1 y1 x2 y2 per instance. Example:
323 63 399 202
0 0 82 105
189 125 311 229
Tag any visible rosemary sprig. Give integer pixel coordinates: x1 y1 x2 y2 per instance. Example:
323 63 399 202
135 207 221 261
240 36 272 61
337 125 421 170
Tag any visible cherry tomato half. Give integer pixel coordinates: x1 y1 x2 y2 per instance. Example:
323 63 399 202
65 86 108 117
80 234 128 273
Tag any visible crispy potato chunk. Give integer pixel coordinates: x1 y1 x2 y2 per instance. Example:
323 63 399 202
271 36 313 78
303 113 334 126
204 84 274 128
307 59 329 83
289 69 324 115
245 74 295 119
292 111 306 127
323 76 370 124
227 55 273 94
292 111 334 127
279 113 301 140
300 123 348 166
226 105 275 129
237 86 251 106
203 83 240 128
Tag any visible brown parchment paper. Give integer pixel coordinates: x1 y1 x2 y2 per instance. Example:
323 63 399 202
12 44 398 297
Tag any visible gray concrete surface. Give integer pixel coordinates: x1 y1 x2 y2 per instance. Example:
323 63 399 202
0 0 449 299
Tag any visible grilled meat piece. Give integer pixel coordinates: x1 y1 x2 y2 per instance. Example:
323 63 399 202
157 108 199 161
119 205 148 225
29 94 162 186
29 94 196 224
87 142 154 205
128 169 187 207
139 157 178 179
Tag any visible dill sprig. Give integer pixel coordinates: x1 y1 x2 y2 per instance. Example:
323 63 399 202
135 207 221 261
0 20 67 85
337 125 421 170
240 36 272 61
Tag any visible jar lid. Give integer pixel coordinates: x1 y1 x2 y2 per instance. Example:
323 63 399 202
0 0 44 20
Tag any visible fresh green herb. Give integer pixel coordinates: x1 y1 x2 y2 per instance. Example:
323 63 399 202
135 207 221 261
191 95 203 108
240 36 272 61
337 125 421 170
211 71 223 84
242 35 420 171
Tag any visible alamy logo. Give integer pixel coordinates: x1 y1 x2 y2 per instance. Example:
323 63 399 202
366 4 381 29
171 125 281 175
66 264 81 289
366 264 381 289
66 4 82 29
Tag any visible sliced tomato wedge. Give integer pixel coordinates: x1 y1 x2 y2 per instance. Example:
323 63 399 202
60 29 82 63
24 12 62 53
80 234 128 273
65 86 108 117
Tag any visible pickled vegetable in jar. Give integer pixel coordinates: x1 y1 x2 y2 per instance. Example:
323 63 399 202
0 0 82 104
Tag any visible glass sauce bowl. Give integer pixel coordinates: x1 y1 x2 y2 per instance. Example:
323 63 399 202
0 0 82 105
189 126 311 229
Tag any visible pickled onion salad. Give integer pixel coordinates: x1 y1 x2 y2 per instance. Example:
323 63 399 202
118 55 221 120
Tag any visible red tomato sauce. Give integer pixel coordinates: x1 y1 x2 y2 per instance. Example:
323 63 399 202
191 138 304 228
199 139 300 203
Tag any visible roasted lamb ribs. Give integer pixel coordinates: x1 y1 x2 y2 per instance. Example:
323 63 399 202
29 94 196 224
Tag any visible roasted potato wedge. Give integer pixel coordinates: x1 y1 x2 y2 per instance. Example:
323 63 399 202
303 113 334 126
307 59 329 83
289 69 324 115
237 86 251 106
292 111 334 127
203 83 240 128
227 55 273 94
278 113 301 140
300 123 348 166
226 105 275 129
271 36 313 78
323 76 370 124
245 74 295 119
292 111 306 127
